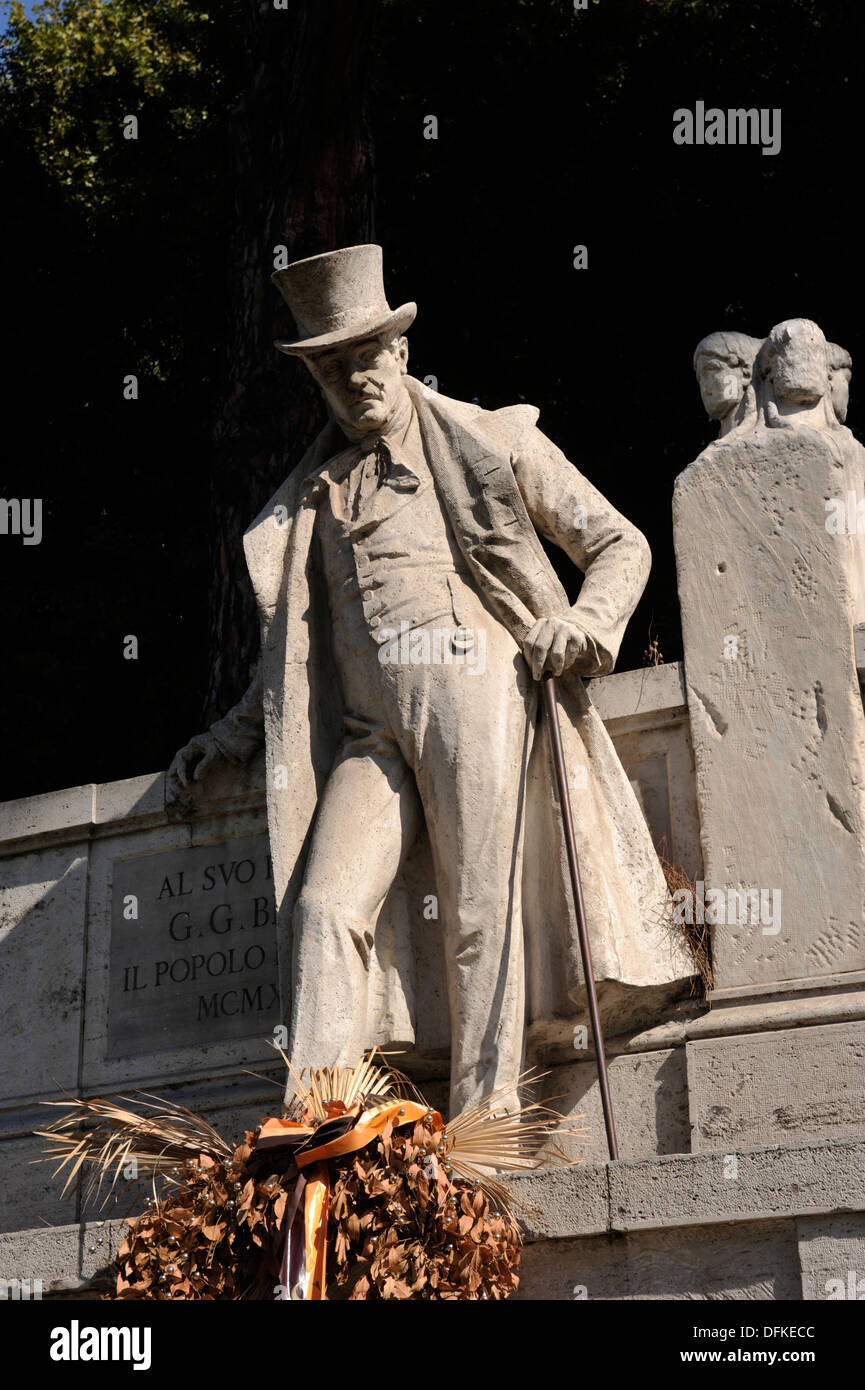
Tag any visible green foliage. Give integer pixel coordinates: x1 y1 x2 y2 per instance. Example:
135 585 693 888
1 0 232 213
0 0 246 798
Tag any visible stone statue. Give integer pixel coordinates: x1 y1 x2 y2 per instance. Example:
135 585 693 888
168 245 694 1115
755 318 838 431
693 330 763 437
695 320 865 620
754 320 865 619
676 316 865 989
827 341 852 425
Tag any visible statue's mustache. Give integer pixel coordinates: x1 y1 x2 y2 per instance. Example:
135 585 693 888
349 377 386 397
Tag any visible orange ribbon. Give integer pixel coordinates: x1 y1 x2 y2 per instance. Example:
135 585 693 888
302 1162 329 1300
257 1100 442 1299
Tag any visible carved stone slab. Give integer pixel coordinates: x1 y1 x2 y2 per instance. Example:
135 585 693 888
674 427 865 988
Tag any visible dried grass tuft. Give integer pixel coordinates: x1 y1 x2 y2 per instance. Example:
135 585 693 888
657 841 714 993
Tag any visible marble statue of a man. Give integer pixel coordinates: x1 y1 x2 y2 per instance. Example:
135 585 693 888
168 245 693 1114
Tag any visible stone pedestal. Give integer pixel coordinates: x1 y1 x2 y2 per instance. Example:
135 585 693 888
4 1138 862 1301
674 427 865 990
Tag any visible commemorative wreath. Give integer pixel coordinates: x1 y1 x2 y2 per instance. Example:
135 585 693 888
38 1052 578 1301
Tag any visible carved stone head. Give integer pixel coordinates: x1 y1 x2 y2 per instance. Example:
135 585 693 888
693 331 763 426
827 342 853 423
270 245 416 440
761 318 830 406
301 332 410 439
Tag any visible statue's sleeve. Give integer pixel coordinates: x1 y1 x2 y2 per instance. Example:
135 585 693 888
209 662 265 763
512 426 651 675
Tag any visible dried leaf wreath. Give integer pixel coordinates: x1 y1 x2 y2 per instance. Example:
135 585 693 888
37 1050 581 1301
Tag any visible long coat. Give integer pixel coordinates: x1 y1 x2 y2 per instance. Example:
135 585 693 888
211 377 693 1052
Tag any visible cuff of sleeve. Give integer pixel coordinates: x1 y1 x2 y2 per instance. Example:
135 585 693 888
209 724 254 766
566 612 613 678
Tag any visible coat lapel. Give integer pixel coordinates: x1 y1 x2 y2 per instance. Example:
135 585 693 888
243 420 344 640
407 377 569 644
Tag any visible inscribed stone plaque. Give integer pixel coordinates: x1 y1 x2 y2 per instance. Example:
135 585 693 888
108 834 279 1056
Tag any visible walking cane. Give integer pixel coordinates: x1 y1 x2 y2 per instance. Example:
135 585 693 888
541 671 619 1161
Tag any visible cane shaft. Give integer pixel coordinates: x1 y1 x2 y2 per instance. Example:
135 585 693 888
541 672 619 1161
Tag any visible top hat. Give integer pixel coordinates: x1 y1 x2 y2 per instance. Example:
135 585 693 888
272 244 416 356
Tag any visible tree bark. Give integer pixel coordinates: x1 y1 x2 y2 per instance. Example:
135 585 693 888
204 0 378 723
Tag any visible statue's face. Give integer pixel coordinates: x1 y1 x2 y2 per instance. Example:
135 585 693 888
769 323 828 404
830 368 851 423
305 334 409 436
696 356 743 419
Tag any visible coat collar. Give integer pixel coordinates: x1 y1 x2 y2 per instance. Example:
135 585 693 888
242 378 550 636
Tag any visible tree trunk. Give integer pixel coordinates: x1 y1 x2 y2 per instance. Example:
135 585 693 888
204 0 378 723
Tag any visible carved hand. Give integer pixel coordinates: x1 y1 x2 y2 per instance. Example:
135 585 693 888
521 617 589 681
166 732 225 803
765 400 796 431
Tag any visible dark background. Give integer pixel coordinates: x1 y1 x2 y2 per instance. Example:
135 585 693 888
2 0 862 800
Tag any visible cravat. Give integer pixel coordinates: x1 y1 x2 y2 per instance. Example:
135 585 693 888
350 438 392 521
